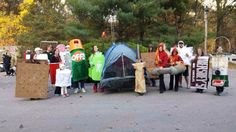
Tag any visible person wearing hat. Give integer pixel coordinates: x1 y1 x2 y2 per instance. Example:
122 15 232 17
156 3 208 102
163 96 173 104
177 40 192 88
155 42 169 93
33 47 43 61
169 47 183 91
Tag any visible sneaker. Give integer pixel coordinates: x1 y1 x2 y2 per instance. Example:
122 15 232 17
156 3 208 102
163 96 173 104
54 94 60 97
81 88 86 93
65 93 69 97
74 88 79 94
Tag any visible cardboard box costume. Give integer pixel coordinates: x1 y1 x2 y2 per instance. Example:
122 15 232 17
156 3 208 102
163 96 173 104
132 62 146 94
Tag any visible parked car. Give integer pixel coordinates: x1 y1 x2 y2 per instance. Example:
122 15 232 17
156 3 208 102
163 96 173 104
0 62 4 72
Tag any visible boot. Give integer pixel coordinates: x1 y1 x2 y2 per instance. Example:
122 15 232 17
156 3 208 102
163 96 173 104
93 84 97 93
99 88 104 92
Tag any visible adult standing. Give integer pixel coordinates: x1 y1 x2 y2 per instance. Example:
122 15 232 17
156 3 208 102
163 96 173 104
147 44 156 87
50 48 62 96
192 48 205 93
44 45 53 63
2 51 11 76
70 39 88 93
177 40 192 88
214 46 227 96
155 43 169 93
89 45 105 93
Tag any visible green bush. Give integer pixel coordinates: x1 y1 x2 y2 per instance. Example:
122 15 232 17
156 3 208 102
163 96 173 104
83 40 148 60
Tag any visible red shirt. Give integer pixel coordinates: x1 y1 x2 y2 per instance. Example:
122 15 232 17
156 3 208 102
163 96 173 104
169 55 183 66
158 51 169 67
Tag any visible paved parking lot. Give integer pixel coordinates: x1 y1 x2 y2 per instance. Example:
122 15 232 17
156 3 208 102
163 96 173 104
0 70 236 132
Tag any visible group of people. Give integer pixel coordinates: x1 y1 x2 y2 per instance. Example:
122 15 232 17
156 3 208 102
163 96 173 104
147 40 226 96
25 39 227 98
27 40 105 98
153 41 191 94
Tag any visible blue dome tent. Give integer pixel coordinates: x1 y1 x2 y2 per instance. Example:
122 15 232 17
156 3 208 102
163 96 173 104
100 43 137 90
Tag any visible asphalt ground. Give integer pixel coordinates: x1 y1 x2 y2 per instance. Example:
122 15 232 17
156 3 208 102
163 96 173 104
0 69 236 132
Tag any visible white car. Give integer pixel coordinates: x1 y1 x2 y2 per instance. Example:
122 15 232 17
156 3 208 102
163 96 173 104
0 63 4 72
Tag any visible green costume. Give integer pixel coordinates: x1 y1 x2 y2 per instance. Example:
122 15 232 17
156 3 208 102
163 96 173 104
71 49 88 82
89 52 105 81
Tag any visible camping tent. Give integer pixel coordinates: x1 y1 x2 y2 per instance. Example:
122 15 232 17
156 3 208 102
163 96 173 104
100 43 137 90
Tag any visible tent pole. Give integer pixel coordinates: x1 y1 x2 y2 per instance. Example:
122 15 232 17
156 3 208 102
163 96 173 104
122 53 125 77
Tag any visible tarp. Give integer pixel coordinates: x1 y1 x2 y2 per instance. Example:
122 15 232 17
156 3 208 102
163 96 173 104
100 43 137 89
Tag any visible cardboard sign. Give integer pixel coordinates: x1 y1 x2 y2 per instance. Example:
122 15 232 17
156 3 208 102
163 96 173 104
190 56 210 89
15 62 49 98
141 52 156 68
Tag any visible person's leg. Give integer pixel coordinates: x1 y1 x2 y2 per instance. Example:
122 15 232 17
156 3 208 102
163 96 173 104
174 74 180 91
199 89 204 93
179 74 183 87
64 87 69 96
183 66 189 88
61 87 65 97
151 79 156 87
97 81 104 92
185 76 189 88
93 82 98 92
54 86 61 95
216 87 221 95
80 80 86 93
159 74 165 93
73 81 79 93
220 87 224 94
195 89 200 93
169 75 174 90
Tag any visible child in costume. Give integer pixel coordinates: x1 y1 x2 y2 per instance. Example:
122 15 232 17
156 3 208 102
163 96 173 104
169 48 183 92
89 45 105 92
70 39 88 93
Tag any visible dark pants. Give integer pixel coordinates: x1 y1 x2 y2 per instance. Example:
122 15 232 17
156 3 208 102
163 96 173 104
196 89 204 93
73 80 85 89
159 74 166 93
216 87 224 94
54 86 61 94
150 78 156 86
169 74 180 91
4 64 10 75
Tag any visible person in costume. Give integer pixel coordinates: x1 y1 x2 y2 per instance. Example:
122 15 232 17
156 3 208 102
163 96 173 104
147 44 156 87
50 48 63 96
213 46 228 96
169 47 183 92
89 45 105 93
70 39 88 93
133 60 146 95
155 43 169 94
192 48 205 93
177 40 192 88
